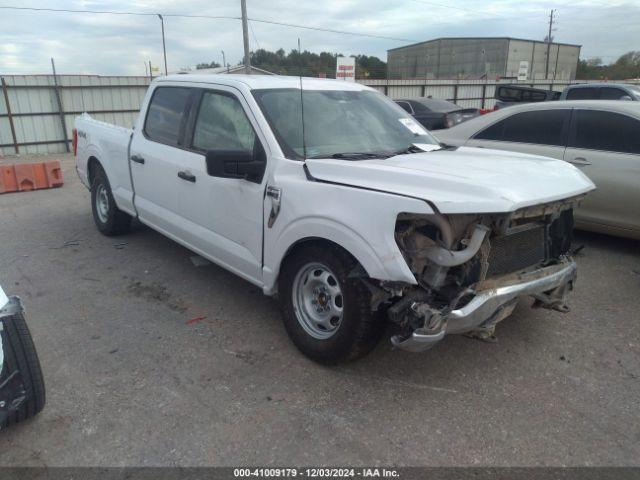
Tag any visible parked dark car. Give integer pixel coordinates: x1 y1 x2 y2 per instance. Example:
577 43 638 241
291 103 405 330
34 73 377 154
394 98 479 130
494 84 560 109
560 83 640 101
0 286 45 429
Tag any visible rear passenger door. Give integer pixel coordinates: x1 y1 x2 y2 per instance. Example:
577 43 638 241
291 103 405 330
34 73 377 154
564 109 640 232
466 109 571 161
130 86 193 238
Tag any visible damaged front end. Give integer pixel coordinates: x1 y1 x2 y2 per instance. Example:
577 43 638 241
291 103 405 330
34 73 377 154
383 197 583 352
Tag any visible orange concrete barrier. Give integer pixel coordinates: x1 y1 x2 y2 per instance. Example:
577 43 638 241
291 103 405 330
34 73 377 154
0 160 64 194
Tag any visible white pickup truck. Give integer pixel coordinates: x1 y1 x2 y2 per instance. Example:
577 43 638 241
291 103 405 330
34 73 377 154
74 74 594 363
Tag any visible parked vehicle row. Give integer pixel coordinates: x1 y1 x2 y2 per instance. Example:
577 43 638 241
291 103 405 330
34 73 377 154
74 75 594 363
494 85 560 109
437 100 640 239
394 98 479 130
494 82 639 110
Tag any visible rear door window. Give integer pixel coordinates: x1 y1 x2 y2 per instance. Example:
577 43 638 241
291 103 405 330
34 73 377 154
566 87 599 100
475 110 569 146
569 110 640 154
144 87 191 146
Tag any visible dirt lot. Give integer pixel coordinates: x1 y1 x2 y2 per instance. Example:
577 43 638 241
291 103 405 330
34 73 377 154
0 153 638 466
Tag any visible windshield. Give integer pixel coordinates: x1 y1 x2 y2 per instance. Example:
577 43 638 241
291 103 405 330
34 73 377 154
628 85 640 97
252 88 439 160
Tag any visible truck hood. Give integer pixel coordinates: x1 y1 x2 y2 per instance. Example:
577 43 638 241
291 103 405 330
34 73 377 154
305 146 595 214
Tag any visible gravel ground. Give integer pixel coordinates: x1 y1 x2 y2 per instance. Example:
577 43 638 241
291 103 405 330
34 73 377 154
0 154 638 466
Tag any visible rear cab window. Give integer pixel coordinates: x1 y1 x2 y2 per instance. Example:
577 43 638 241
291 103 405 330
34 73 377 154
144 87 191 146
396 101 414 114
474 110 570 146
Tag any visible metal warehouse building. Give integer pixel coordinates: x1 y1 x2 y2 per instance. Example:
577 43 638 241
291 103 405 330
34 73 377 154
387 37 581 80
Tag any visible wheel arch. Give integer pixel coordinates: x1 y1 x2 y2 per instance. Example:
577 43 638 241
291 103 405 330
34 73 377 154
87 155 102 186
263 215 416 296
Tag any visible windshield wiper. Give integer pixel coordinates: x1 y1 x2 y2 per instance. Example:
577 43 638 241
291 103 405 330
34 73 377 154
392 143 449 156
393 144 425 156
308 152 387 160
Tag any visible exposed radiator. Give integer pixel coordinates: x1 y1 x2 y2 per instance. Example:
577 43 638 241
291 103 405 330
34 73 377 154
487 226 546 276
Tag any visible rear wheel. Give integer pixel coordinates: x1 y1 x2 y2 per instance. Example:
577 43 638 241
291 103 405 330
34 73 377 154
91 166 131 236
279 244 385 364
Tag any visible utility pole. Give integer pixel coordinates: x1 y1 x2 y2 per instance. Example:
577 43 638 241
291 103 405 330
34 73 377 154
158 14 168 75
545 9 556 79
240 0 251 74
221 50 226 71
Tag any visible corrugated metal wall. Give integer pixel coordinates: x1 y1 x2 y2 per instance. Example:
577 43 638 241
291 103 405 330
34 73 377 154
0 75 150 156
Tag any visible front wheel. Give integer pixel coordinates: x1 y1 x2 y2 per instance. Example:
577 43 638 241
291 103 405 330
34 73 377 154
91 166 131 236
279 244 384 364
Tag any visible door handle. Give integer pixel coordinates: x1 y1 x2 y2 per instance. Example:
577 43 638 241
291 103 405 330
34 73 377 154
131 154 145 164
568 157 591 166
177 171 196 183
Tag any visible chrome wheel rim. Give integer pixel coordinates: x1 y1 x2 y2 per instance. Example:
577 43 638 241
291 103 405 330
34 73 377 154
95 184 109 224
292 262 344 340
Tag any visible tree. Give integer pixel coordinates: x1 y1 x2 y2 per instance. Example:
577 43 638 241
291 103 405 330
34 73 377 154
196 61 221 70
243 48 386 78
576 51 640 80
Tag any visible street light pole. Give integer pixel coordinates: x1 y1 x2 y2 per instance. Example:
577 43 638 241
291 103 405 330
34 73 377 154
240 0 251 74
158 14 168 75
221 50 226 70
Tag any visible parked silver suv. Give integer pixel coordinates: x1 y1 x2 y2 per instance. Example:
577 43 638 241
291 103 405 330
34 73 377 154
560 83 640 101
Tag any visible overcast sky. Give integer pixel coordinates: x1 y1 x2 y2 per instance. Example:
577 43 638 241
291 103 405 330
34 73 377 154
1 0 639 75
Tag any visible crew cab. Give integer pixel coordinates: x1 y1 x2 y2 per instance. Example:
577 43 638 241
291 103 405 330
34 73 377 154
74 75 594 363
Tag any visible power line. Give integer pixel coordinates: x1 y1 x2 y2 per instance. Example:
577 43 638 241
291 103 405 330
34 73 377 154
0 5 418 42
406 0 509 18
249 20 261 51
0 5 238 19
246 18 417 42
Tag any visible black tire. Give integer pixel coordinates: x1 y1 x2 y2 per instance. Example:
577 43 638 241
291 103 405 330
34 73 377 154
1 301 46 428
91 165 132 236
279 244 385 364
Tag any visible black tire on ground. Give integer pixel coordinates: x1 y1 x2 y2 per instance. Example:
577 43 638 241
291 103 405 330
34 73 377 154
1 304 46 428
91 165 132 236
278 244 385 364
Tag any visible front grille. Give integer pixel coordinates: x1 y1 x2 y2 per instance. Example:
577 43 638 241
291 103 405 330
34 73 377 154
486 226 546 276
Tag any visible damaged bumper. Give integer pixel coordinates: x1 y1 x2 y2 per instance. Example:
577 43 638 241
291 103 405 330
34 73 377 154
392 259 577 353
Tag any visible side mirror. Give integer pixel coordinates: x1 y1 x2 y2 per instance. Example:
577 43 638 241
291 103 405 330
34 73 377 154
620 95 633 101
205 147 266 183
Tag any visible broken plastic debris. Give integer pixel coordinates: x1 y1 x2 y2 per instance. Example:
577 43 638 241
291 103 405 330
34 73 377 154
190 255 212 267
185 316 207 326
